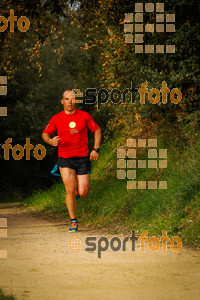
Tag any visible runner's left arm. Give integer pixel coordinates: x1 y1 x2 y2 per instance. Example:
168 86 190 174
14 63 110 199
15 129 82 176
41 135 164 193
85 112 102 161
93 127 101 149
90 127 102 161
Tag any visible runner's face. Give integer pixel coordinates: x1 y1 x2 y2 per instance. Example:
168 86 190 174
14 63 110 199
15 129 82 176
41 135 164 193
61 91 76 112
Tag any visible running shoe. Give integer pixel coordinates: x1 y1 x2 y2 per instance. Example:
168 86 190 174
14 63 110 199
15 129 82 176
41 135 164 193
69 220 78 232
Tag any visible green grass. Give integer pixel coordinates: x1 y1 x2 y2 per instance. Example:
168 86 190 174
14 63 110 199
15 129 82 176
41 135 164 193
25 133 200 246
0 289 16 300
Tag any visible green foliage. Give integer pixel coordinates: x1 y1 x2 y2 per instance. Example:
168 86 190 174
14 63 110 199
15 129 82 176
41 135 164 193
0 1 102 198
0 1 199 247
25 131 200 245
74 0 200 138
0 289 15 300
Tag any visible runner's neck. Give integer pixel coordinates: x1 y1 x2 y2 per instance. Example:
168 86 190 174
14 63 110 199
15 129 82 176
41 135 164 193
64 108 76 115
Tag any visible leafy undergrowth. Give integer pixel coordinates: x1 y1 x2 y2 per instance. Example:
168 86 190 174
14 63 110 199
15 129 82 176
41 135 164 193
25 132 200 246
0 289 16 300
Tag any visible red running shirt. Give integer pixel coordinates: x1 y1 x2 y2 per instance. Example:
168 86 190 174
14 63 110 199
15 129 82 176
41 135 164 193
43 109 99 158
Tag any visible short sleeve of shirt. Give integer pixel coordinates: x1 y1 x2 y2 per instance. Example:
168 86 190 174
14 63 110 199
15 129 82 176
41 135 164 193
85 112 99 132
43 116 57 135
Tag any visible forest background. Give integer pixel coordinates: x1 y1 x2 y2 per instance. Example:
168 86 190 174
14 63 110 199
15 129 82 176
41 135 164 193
0 0 199 245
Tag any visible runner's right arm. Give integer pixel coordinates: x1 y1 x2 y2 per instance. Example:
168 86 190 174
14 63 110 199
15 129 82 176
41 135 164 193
42 133 60 147
42 116 60 146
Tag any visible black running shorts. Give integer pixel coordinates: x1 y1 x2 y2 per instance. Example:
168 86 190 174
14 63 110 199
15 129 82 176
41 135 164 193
57 156 91 175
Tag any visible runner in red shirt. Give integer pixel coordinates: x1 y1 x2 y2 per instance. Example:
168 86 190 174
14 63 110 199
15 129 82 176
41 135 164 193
42 90 102 232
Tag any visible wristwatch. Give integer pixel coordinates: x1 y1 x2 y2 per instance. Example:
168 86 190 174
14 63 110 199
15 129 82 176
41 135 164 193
93 148 100 153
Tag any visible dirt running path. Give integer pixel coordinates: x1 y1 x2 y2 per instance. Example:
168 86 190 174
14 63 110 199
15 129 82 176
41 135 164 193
0 204 199 300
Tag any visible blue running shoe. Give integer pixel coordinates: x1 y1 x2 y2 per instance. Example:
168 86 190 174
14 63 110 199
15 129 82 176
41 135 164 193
69 220 78 232
75 194 80 200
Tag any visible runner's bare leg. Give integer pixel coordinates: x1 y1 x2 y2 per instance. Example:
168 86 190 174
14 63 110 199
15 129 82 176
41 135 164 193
59 168 90 219
59 167 77 219
76 174 90 197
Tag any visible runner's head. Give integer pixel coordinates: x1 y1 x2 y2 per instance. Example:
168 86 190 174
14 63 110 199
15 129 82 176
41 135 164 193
61 90 76 113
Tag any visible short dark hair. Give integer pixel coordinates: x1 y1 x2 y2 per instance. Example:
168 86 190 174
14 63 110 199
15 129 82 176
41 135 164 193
62 89 75 99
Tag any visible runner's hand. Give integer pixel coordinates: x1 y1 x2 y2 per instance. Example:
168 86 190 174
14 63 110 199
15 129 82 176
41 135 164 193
90 150 99 161
50 136 60 147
